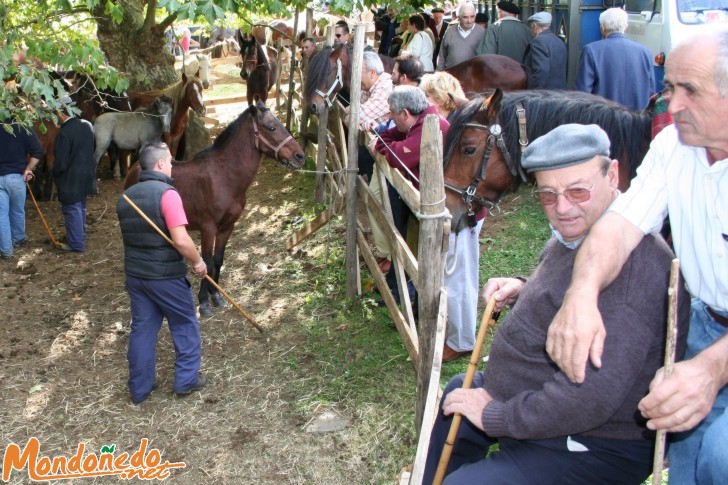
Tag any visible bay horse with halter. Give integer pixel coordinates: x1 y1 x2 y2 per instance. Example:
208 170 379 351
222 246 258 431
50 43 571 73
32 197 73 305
235 32 279 105
124 101 305 317
443 89 653 233
305 43 395 115
128 74 206 160
444 54 526 96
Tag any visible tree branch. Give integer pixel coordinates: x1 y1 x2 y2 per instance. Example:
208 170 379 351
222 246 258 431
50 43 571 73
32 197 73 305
143 0 158 31
157 13 178 33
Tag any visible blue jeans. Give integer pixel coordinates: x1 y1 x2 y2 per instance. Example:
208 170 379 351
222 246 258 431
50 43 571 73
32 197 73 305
61 200 86 251
668 299 728 485
0 173 27 256
126 276 202 402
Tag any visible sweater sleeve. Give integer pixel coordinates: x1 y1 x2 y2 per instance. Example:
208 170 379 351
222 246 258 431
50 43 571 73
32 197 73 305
52 129 70 177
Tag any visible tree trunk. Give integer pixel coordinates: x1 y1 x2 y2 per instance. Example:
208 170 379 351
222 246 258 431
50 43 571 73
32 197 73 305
94 0 178 91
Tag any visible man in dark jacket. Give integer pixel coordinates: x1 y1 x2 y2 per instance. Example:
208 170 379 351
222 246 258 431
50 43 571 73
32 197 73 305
523 12 567 89
116 141 208 404
0 120 44 259
477 1 532 63
53 96 96 252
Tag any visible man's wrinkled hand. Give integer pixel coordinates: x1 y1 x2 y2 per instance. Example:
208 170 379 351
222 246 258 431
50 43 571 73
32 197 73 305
545 293 606 384
638 358 720 432
442 388 493 432
481 277 524 312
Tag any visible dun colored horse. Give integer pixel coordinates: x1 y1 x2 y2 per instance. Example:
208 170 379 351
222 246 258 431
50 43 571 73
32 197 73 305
236 32 280 105
129 74 206 159
445 54 526 96
124 101 305 317
94 96 173 181
305 43 395 115
443 89 652 233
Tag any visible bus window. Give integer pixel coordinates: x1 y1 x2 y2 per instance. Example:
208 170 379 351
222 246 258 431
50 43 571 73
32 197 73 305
625 0 659 12
677 0 728 23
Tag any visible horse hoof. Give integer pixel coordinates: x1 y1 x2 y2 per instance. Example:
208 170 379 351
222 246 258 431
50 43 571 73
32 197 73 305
211 293 227 308
199 303 213 318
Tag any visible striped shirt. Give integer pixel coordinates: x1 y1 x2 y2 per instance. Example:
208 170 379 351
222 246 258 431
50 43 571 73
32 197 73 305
610 124 728 311
358 72 393 127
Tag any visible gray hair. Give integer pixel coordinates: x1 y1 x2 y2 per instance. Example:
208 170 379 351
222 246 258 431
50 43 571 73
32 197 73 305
388 85 429 116
139 141 170 171
599 8 628 34
671 26 728 97
363 51 384 75
458 2 476 17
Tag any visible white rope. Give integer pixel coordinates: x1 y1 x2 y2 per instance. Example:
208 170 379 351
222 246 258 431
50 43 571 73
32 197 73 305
415 209 452 220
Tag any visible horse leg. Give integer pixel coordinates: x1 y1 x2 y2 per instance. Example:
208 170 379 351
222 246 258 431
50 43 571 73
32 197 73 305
197 228 216 318
209 225 235 308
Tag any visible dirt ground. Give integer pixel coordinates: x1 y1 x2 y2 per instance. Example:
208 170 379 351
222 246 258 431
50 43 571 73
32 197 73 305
0 127 380 483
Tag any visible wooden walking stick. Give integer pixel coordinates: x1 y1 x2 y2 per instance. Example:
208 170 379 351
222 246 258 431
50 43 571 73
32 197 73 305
25 182 63 249
433 295 499 485
652 258 680 484
122 194 263 333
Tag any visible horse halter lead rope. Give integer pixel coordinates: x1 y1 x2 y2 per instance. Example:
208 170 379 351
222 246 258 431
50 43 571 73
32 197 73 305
314 58 343 110
251 116 292 159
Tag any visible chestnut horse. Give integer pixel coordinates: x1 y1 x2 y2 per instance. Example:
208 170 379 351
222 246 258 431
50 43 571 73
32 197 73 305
235 32 280 105
445 54 526 97
124 101 305 317
129 74 206 159
305 43 395 115
443 89 652 233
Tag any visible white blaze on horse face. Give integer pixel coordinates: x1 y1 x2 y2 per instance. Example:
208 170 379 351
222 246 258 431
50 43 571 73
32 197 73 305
193 83 206 116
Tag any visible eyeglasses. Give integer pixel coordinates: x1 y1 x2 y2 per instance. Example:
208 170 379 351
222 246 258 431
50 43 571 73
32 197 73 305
533 178 599 205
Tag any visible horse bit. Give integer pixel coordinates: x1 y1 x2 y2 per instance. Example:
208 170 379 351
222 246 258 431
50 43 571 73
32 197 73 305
251 116 291 159
314 58 343 110
444 105 528 228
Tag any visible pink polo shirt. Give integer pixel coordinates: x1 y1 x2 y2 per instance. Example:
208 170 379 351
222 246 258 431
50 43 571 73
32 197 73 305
161 190 188 229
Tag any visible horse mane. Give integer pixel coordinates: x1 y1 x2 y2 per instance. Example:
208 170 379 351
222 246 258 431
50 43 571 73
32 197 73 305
305 45 335 101
498 90 652 179
193 104 267 157
144 95 173 114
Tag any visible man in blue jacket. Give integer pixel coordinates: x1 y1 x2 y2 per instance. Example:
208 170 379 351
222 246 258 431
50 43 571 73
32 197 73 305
575 8 655 110
523 12 567 89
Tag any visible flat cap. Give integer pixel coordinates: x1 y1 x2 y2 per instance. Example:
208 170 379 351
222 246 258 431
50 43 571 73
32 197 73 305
527 11 552 24
497 1 520 15
521 124 610 173
431 7 444 13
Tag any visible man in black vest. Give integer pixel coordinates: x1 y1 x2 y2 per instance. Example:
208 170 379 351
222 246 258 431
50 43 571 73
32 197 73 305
116 142 207 404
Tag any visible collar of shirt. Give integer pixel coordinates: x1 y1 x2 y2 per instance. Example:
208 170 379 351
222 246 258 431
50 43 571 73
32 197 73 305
457 23 474 38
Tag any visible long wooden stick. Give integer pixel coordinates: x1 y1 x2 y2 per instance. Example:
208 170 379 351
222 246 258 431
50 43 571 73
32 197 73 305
25 182 62 249
122 194 263 332
433 295 498 485
652 258 680 484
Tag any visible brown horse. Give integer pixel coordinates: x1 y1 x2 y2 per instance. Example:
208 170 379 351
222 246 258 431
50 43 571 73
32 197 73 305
128 74 206 159
445 54 526 97
235 32 280 105
124 101 305 317
443 89 653 233
305 43 395 115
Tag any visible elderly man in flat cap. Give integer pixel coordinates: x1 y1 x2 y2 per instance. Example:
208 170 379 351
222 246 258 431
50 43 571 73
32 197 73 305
422 124 689 484
476 1 531 63
523 11 567 89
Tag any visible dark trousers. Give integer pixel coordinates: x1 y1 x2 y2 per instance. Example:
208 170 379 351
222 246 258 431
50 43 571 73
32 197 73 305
423 373 653 485
61 199 87 251
385 180 415 303
126 276 201 401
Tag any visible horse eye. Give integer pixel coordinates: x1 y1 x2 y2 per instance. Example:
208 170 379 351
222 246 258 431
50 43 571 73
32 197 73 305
268 125 276 131
463 146 477 156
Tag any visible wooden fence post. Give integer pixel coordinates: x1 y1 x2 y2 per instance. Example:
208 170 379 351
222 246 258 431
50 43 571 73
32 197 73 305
415 115 448 435
285 8 299 132
345 19 366 299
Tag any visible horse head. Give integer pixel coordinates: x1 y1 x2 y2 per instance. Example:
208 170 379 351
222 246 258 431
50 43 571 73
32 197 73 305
249 100 305 170
195 54 211 89
181 73 206 116
152 95 174 133
443 89 517 233
238 33 258 80
305 44 345 115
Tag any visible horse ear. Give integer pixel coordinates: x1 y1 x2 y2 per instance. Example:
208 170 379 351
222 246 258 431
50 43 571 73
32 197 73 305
249 103 258 117
181 72 188 83
449 93 469 111
235 29 243 46
484 88 503 122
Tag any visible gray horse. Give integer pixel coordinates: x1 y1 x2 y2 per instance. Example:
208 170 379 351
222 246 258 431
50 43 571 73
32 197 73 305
93 96 173 180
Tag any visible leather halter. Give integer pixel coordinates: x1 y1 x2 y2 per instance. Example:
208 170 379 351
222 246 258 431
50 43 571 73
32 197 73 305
444 121 515 227
251 116 292 160
314 58 343 109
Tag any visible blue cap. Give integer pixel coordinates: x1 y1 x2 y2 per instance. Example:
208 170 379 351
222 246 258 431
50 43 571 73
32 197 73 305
521 124 610 173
